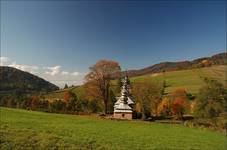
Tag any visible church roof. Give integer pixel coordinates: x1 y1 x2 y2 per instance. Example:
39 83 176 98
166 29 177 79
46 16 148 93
114 103 132 112
127 97 134 105
114 97 134 106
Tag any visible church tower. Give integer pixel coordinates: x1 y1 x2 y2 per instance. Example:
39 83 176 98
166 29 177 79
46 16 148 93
113 73 134 120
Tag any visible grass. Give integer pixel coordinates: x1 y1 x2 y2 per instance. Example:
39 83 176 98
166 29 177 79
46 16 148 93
0 107 226 150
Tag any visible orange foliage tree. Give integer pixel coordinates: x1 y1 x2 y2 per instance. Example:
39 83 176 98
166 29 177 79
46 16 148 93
85 60 121 114
172 98 188 120
64 91 72 102
171 88 190 119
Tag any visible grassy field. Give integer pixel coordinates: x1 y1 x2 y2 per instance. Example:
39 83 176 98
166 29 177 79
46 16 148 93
0 107 226 150
130 65 226 95
44 65 226 99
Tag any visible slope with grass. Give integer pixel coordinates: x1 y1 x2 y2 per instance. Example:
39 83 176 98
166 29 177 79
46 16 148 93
0 107 225 150
43 85 85 100
44 65 226 99
130 65 226 95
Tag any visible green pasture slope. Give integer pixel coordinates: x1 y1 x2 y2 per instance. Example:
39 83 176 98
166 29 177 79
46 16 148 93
131 65 226 95
44 85 85 99
44 65 226 99
0 107 225 150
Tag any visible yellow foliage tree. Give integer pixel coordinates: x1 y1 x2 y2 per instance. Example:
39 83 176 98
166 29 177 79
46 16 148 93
157 97 171 116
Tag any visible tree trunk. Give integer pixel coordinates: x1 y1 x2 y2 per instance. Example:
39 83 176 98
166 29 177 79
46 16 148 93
104 99 108 114
103 82 110 114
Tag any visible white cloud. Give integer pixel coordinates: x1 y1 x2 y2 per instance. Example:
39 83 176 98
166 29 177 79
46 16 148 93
42 66 85 87
1 56 39 74
44 65 61 76
71 71 79 76
61 71 69 75
0 56 10 66
9 62 39 74
49 79 84 88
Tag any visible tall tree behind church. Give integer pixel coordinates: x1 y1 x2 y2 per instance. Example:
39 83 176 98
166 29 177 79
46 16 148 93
84 60 121 114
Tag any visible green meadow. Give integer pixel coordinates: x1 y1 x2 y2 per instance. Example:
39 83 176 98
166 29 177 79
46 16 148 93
0 107 225 150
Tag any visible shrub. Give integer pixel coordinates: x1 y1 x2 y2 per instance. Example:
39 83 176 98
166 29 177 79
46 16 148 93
50 100 66 113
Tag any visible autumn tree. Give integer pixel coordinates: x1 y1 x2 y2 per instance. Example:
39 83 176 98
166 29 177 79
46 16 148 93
132 78 162 119
172 88 188 100
63 91 72 102
132 82 151 119
85 60 121 114
157 97 171 116
172 98 188 120
194 78 227 118
63 91 78 112
171 88 189 119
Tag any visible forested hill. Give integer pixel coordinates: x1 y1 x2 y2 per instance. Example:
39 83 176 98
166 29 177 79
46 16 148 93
124 52 227 77
0 66 59 93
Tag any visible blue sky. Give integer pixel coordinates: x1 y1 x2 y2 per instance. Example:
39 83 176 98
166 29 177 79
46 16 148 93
0 0 226 87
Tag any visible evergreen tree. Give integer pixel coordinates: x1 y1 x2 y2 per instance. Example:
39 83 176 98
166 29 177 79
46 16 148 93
64 84 68 89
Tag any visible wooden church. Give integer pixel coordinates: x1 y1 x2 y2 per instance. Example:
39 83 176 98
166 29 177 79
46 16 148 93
113 74 134 120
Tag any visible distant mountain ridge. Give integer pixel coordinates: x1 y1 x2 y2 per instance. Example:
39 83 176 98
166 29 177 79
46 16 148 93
0 66 59 93
123 52 227 77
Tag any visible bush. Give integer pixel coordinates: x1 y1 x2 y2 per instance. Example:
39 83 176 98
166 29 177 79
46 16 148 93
184 117 227 132
50 100 66 113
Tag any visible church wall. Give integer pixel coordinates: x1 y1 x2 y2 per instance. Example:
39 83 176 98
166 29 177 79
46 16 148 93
114 112 132 120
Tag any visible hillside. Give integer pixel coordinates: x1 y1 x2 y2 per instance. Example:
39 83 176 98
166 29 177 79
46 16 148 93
44 85 85 99
44 65 226 99
0 107 225 150
124 52 227 77
131 65 226 95
0 66 59 93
